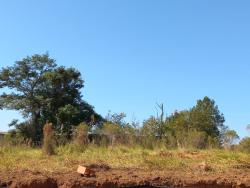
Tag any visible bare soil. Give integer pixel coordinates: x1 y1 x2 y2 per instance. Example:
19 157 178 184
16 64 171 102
0 166 249 188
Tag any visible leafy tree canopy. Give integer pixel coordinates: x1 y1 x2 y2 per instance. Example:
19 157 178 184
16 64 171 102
190 96 225 138
0 54 102 141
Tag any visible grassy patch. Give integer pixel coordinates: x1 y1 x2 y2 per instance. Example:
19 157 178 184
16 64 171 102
0 145 249 173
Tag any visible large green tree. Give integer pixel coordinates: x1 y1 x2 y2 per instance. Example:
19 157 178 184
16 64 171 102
0 54 102 141
189 96 225 140
168 110 190 148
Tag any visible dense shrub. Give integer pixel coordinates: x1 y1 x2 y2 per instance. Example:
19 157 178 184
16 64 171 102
2 130 25 146
139 135 157 149
55 133 69 146
163 133 177 149
98 122 121 146
74 123 89 146
187 131 208 149
238 137 250 153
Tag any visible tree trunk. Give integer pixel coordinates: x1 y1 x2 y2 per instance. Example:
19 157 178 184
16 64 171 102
31 109 41 142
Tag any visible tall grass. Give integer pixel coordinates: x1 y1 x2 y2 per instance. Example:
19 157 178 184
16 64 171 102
0 144 249 173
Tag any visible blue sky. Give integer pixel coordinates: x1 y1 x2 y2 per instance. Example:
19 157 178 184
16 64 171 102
0 0 250 138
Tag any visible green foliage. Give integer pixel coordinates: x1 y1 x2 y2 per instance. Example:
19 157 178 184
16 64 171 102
74 123 89 147
122 123 138 145
106 112 126 126
238 137 250 153
223 129 239 149
168 111 190 148
140 97 228 149
94 112 139 146
187 131 208 149
99 121 122 146
173 96 226 148
3 130 25 146
0 54 56 141
167 113 220 149
140 103 168 143
0 55 236 151
189 96 225 139
101 121 122 135
141 116 159 137
0 54 102 142
140 117 159 149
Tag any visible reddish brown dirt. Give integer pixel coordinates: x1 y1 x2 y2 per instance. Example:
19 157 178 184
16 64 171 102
0 167 249 188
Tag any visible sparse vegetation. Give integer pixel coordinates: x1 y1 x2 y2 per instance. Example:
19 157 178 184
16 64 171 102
238 137 250 153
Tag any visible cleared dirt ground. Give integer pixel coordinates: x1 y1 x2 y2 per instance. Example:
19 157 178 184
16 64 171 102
0 147 249 187
0 166 249 188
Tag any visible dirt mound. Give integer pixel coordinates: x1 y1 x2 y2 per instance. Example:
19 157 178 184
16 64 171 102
0 170 57 188
87 164 111 171
0 168 249 188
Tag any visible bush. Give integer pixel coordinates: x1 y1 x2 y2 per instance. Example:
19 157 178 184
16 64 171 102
140 135 157 149
42 122 55 155
207 136 220 149
55 133 69 146
74 123 89 146
99 122 121 146
163 133 177 149
187 131 208 149
2 130 26 146
238 137 250 153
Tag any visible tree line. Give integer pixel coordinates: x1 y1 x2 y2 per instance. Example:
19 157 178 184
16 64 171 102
0 54 249 152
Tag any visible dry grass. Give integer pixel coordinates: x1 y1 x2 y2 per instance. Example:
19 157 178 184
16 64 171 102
0 145 249 174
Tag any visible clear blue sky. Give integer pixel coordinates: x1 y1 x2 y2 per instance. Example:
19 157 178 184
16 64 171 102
0 0 250 138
